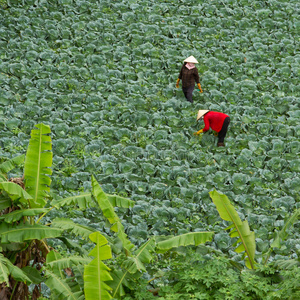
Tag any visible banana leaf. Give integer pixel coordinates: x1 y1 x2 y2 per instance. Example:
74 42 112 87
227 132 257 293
24 123 52 208
0 253 9 285
46 250 91 273
44 268 85 300
0 223 63 243
84 232 113 300
51 193 96 210
106 194 135 208
109 269 130 299
209 190 256 269
263 208 300 264
0 208 49 223
21 266 43 284
0 182 33 205
271 208 300 249
0 199 11 211
0 253 32 286
51 218 97 240
156 232 214 253
91 176 135 253
110 238 155 299
0 154 25 174
122 238 155 274
56 237 89 256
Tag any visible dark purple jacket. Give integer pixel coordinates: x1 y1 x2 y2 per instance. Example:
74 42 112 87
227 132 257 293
178 63 200 87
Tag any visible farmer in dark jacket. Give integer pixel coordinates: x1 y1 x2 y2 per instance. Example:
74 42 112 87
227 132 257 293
194 110 230 147
176 56 203 103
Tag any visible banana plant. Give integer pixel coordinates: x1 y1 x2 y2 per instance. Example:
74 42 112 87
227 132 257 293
24 123 53 208
87 175 214 299
209 190 256 269
91 175 135 255
0 123 148 299
263 208 300 265
0 124 76 299
0 125 58 298
209 190 300 270
0 124 119 299
84 232 113 300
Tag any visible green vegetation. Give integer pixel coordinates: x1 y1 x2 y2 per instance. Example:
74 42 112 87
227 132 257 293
0 0 299 298
0 123 214 299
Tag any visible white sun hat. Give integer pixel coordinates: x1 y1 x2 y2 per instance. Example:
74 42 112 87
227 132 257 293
184 56 199 64
197 110 209 121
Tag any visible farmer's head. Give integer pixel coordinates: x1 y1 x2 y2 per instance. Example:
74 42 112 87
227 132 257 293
197 110 209 121
184 56 198 64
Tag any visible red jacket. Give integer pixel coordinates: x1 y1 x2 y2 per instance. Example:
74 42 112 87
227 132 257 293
202 111 229 133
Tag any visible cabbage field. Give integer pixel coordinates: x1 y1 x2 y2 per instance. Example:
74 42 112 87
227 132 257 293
0 0 300 298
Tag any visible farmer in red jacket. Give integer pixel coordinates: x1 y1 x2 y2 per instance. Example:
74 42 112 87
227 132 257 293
194 110 230 147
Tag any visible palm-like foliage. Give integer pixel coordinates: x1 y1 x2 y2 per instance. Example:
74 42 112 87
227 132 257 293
92 175 135 253
1 122 299 299
263 208 300 265
209 190 256 269
0 123 100 299
51 218 98 240
209 190 300 272
84 232 113 300
156 232 214 253
24 123 52 208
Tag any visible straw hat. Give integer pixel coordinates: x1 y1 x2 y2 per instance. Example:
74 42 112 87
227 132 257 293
184 56 199 64
197 110 209 121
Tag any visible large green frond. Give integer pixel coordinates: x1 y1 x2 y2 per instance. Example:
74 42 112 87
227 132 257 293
0 253 10 286
44 268 84 300
110 269 130 299
46 250 92 271
0 154 25 174
91 176 135 253
156 232 214 253
0 208 49 223
263 208 300 264
106 194 135 209
0 198 12 211
6 260 32 284
209 190 256 269
24 123 52 208
0 182 32 205
84 232 113 300
91 176 118 225
110 238 155 297
51 193 95 210
57 237 89 256
271 208 300 249
22 266 44 284
0 223 63 243
51 218 97 240
122 238 155 274
0 253 31 286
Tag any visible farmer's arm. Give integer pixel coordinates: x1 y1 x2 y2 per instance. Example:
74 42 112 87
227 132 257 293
194 118 210 135
194 68 203 92
202 116 210 132
194 68 200 84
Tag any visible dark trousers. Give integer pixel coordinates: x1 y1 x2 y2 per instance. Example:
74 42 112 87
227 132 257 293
218 117 230 143
182 85 194 103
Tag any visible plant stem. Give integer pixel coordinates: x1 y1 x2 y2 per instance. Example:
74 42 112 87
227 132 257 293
10 282 18 300
36 207 55 224
263 249 272 265
40 239 51 254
